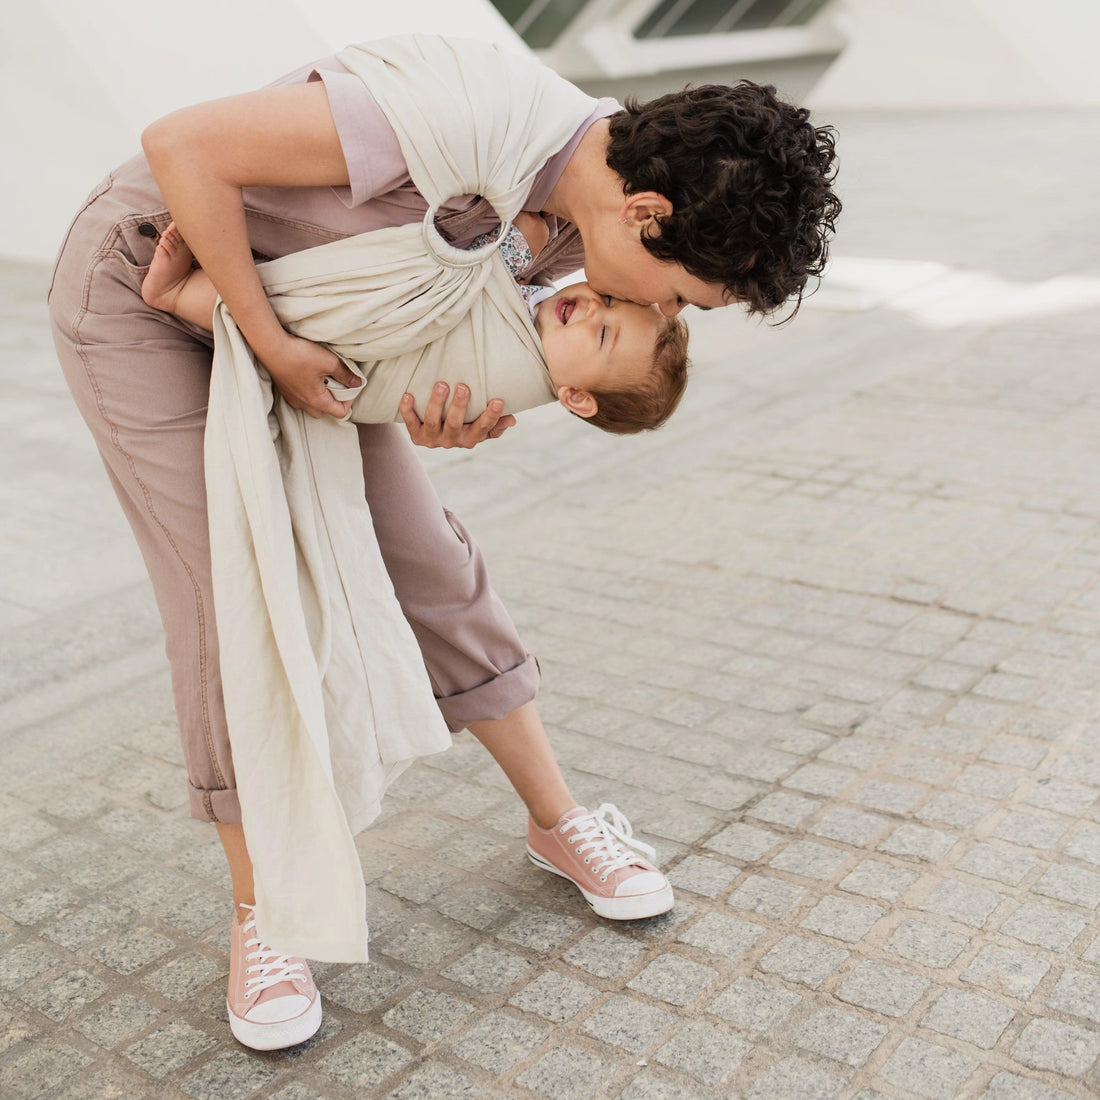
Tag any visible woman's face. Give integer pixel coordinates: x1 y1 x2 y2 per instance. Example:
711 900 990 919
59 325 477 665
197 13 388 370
580 220 731 317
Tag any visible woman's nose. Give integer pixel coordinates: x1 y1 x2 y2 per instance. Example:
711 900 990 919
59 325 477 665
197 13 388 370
658 298 684 317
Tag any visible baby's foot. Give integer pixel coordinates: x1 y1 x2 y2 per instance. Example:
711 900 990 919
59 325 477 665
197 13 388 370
141 223 195 313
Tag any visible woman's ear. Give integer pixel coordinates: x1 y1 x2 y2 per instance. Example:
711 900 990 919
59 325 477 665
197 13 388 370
618 191 673 230
557 386 599 419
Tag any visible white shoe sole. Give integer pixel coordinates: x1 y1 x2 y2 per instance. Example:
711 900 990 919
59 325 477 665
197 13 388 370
527 848 675 920
227 994 322 1051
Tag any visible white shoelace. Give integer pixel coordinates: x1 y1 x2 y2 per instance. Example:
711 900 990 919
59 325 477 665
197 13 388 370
563 803 658 883
238 905 307 999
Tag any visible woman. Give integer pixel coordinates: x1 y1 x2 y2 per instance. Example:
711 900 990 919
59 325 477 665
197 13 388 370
48 33 838 1049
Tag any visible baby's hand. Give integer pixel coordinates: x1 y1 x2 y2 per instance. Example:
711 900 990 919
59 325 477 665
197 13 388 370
399 383 516 448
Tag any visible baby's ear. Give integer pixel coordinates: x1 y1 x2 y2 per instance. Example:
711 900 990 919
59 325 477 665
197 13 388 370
557 386 598 419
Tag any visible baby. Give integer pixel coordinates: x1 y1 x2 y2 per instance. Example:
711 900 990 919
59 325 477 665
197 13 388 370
142 218 690 434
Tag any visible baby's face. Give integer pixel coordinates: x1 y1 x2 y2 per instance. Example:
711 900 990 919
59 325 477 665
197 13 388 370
533 283 664 396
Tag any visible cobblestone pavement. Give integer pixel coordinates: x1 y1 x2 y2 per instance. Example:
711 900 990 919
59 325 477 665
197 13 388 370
2 109 1100 1099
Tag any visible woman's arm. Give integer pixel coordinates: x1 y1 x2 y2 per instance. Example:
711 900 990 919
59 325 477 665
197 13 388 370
142 82 361 418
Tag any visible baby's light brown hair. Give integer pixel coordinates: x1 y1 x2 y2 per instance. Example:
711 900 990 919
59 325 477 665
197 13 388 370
583 315 690 435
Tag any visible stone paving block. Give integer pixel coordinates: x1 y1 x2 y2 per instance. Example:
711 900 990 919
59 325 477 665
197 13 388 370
382 987 476 1043
745 1055 846 1100
0 941 62 991
920 987 1015 1049
818 737 891 770
979 1071 1076 1100
884 919 969 968
918 792 995 829
852 779 925 814
961 945 1050 1000
782 763 854 797
74 992 163 1047
1001 901 1087 951
618 1068 709 1100
677 910 765 960
140 950 222 1001
508 969 600 1022
994 812 1070 850
880 1036 979 1100
320 960 408 1013
0 884 80 926
516 1045 621 1099
878 823 958 863
91 926 176 974
887 750 956 787
40 902 131 951
839 859 918 902
450 1008 547 1073
653 1019 751 1085
746 792 821 827
794 1005 887 1066
0 1039 91 1099
18 966 107 1021
180 1050 278 1100
955 843 1038 887
563 926 646 978
810 807 888 847
706 977 801 1032
497 905 584 953
769 840 850 881
1046 969 1100 1024
758 934 848 989
981 740 1048 769
1011 1017 1100 1076
799 894 884 943
666 854 740 897
1033 864 1100 908
837 961 930 1017
124 1020 218 1079
1064 825 1100 866
581 994 673 1053
1024 778 1096 817
438 886 517 931
318 1031 415 1092
704 822 781 861
627 954 717 1006
440 943 533 995
386 1062 482 1099
379 920 471 969
726 874 807 919
920 878 1003 927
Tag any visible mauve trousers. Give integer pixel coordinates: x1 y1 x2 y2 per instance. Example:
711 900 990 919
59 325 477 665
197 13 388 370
47 158 539 824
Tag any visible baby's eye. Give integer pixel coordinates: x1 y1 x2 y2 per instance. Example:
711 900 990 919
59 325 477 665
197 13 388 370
599 326 606 346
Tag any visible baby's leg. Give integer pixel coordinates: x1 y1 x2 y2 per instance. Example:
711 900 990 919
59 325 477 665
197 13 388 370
141 223 218 331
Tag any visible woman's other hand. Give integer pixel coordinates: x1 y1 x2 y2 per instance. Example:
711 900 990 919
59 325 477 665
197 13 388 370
260 331 359 419
399 383 516 448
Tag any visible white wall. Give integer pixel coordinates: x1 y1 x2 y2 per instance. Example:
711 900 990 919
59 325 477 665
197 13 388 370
810 0 1100 109
4 0 523 262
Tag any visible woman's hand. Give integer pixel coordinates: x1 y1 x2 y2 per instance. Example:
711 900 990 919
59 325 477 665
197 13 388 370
399 383 517 448
259 331 361 419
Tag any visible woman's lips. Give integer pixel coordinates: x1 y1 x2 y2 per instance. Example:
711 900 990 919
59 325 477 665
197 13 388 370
557 299 575 325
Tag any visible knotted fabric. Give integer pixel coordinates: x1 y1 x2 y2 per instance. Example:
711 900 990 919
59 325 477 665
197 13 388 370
205 34 596 962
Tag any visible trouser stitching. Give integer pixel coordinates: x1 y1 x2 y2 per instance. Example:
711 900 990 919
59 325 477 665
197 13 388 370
70 249 229 810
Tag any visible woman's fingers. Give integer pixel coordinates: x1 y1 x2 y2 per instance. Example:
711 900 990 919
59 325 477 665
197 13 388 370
399 387 514 449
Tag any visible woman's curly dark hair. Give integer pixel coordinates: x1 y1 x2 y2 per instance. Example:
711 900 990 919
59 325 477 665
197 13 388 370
606 81 840 319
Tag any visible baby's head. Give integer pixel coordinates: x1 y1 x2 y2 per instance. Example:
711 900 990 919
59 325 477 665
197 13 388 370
533 283 689 434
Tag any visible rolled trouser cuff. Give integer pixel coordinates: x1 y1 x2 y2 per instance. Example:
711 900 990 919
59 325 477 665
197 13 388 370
188 782 243 825
437 654 540 733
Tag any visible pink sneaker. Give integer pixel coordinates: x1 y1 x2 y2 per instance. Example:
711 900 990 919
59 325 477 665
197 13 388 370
226 904 321 1050
527 804 674 920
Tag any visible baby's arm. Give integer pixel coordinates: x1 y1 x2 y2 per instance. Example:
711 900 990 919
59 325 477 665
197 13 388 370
141 223 219 331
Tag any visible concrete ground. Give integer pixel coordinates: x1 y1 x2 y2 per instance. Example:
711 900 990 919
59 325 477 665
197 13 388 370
2 107 1100 1099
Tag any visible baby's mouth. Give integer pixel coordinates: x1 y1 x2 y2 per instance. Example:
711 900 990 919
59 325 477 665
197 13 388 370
556 299 575 325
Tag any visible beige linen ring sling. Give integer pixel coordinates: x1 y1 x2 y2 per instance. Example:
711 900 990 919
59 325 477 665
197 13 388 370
205 34 595 961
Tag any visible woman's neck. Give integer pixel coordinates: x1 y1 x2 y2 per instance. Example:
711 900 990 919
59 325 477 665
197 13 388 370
542 119 616 231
